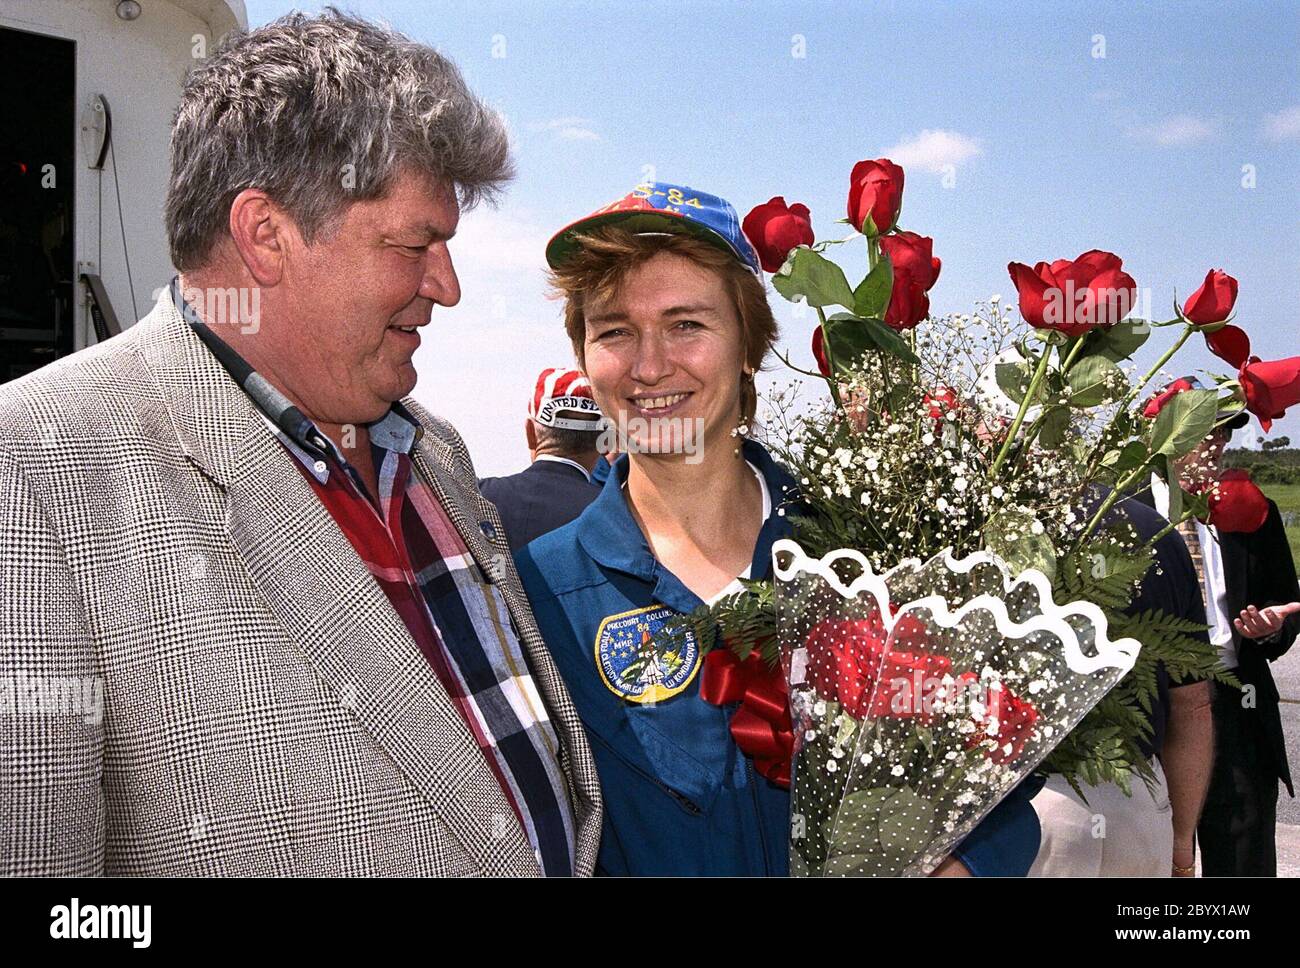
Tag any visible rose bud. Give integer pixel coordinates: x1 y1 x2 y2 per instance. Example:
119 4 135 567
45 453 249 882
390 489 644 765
742 196 815 273
1007 249 1137 338
879 231 941 290
1206 324 1251 369
1142 377 1196 419
1182 269 1238 328
883 269 931 330
1240 355 1300 433
1205 469 1271 533
879 232 940 331
811 326 830 377
847 158 904 237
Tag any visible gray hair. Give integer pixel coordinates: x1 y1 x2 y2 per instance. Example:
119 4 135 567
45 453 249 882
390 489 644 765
166 8 513 270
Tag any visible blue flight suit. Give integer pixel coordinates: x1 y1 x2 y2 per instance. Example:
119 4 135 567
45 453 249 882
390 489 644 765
515 439 1042 876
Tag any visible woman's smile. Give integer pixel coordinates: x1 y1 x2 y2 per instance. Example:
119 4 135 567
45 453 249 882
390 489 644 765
626 390 694 418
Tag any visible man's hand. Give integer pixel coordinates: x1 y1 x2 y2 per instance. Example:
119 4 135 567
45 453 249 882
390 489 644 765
1234 602 1300 640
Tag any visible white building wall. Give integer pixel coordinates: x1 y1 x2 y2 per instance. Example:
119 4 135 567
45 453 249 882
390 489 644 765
0 0 245 348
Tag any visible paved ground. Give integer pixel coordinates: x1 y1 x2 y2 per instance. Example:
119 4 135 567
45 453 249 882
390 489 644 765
1269 636 1300 875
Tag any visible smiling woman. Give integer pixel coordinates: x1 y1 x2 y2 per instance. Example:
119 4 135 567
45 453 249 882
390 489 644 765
550 226 776 443
513 182 1044 876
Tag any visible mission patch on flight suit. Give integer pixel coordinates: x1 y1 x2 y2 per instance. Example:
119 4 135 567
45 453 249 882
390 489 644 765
594 604 701 704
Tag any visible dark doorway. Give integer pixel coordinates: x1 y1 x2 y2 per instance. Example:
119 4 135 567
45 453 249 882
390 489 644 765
0 26 75 382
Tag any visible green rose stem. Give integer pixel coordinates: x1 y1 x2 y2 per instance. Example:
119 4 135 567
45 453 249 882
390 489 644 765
1076 463 1151 546
1115 322 1195 419
1072 319 1195 510
1058 333 1088 372
989 341 1054 478
1011 335 1087 469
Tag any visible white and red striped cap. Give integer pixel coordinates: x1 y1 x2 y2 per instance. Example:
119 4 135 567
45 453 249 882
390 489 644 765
529 367 604 431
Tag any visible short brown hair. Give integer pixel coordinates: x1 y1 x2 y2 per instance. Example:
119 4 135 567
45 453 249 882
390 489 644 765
547 228 778 423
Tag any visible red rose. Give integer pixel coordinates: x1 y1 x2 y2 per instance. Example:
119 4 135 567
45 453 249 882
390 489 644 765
1182 269 1238 327
847 158 904 237
811 326 830 377
958 675 1038 765
868 649 952 721
1205 324 1250 369
982 682 1038 765
924 386 960 421
878 232 940 331
1007 249 1137 338
802 618 888 719
1142 377 1196 419
1240 356 1300 433
883 270 931 330
879 231 941 290
1205 469 1271 534
742 196 815 273
1199 324 1300 433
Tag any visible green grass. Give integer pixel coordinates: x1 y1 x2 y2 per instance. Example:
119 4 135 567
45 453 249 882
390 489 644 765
1257 482 1300 565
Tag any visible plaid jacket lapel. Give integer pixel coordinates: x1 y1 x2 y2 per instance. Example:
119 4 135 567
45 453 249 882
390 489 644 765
405 406 604 875
138 292 540 875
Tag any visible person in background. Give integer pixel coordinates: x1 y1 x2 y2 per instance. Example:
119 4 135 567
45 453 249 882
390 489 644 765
480 367 604 550
1151 380 1299 876
1030 490 1214 877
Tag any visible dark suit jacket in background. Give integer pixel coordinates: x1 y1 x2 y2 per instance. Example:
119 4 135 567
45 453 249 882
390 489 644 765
1217 500 1299 795
1119 494 1211 760
480 459 602 551
1131 487 1298 794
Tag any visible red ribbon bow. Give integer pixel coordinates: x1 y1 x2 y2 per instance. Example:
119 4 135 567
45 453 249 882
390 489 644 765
700 649 794 789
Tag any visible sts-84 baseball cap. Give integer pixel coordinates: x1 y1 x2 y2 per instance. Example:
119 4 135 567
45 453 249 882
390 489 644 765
545 181 761 275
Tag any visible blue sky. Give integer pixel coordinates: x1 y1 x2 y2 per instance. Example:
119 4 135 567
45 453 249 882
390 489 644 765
247 0 1300 475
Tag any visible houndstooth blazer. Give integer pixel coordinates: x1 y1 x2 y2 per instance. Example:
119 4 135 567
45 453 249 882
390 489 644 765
0 289 602 876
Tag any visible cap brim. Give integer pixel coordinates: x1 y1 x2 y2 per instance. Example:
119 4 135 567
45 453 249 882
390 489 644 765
545 209 747 270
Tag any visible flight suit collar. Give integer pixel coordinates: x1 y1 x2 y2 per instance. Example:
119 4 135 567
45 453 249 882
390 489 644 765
574 438 798 614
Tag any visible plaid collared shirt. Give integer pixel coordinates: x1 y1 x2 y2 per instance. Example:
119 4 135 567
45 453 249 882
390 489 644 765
172 280 575 875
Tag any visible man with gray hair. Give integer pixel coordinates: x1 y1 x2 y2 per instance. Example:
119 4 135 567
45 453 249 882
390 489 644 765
0 10 600 876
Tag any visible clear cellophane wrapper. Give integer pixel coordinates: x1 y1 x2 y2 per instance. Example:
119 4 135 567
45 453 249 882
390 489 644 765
772 539 1139 877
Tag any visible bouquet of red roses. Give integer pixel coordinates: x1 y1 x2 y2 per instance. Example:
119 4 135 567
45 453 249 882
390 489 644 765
668 156 1298 876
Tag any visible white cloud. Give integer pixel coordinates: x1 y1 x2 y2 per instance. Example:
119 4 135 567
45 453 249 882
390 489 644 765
556 126 601 142
527 117 601 142
1262 105 1300 140
1125 115 1219 146
878 129 983 173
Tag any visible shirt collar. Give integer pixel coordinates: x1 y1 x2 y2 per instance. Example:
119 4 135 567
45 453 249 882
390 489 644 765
575 438 798 610
534 454 593 482
172 276 423 467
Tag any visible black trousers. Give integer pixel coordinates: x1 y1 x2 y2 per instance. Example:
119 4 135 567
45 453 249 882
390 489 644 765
1197 680 1279 876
